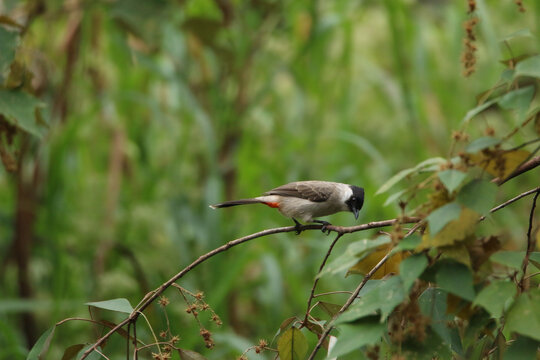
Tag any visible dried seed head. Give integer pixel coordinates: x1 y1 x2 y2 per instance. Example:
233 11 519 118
212 314 222 326
257 339 268 350
485 126 495 136
170 335 180 344
200 328 212 340
158 296 170 307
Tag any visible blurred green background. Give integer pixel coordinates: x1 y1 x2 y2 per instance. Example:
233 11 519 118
1 0 539 358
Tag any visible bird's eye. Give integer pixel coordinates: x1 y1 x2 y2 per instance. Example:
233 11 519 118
351 197 356 201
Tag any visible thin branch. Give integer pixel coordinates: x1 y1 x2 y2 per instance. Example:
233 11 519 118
313 291 354 298
95 347 111 360
302 233 343 327
494 155 540 185
519 190 540 292
524 271 540 280
307 248 395 360
507 137 540 151
79 217 416 359
126 322 130 360
55 317 117 328
480 186 540 221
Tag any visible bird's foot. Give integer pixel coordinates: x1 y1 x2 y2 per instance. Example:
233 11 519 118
293 218 303 235
313 220 332 235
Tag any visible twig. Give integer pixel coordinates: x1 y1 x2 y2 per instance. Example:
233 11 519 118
133 318 138 360
126 322 130 360
479 186 540 221
79 217 416 359
312 291 354 298
307 248 395 360
301 233 343 327
494 155 540 185
519 190 540 292
95 347 111 360
524 271 540 280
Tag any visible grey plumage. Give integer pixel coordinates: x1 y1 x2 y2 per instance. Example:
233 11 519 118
263 181 334 202
210 180 365 224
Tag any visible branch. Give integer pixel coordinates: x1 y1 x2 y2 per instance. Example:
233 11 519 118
519 190 540 292
494 155 540 185
480 185 540 221
307 247 395 360
301 233 343 327
80 217 417 359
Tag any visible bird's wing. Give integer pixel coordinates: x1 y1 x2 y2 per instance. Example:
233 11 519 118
264 181 332 202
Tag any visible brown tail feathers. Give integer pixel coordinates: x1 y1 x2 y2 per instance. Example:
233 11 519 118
209 198 262 209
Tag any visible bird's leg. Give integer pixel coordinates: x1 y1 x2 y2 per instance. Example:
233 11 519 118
292 218 303 235
313 220 332 235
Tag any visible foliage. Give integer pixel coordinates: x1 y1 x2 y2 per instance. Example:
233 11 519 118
0 0 539 359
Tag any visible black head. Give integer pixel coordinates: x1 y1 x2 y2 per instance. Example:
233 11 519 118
346 185 365 220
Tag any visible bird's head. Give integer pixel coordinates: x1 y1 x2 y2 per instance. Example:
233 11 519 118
346 185 365 220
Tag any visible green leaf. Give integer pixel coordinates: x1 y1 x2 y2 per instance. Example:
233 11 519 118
438 170 467 193
457 179 497 215
0 89 46 138
514 55 540 79
85 298 134 314
473 280 516 318
178 348 208 360
435 261 475 301
328 318 386 358
501 68 515 81
402 329 454 360
463 311 492 350
0 26 18 74
278 317 296 332
500 29 534 42
418 288 463 356
317 237 391 278
427 202 462 236
462 98 499 123
316 301 342 318
490 251 540 270
75 345 102 360
337 276 405 324
498 86 534 122
391 234 421 254
465 137 500 153
110 0 170 42
504 289 540 341
418 288 451 321
376 157 446 194
383 188 407 207
26 326 55 360
277 327 308 360
399 254 428 291
498 86 534 111
504 336 540 360
185 0 222 21
61 344 85 360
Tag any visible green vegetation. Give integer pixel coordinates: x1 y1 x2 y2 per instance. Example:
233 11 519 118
0 0 539 359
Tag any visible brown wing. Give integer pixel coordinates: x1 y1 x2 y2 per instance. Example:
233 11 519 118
264 181 333 202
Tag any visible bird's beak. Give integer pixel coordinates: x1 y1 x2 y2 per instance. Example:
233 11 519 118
352 207 359 220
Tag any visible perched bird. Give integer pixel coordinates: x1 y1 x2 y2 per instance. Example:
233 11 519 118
210 181 365 233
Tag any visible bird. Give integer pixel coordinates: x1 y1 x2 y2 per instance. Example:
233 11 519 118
209 181 365 234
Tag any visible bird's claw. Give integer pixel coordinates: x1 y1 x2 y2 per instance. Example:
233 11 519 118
293 218 303 235
314 220 332 235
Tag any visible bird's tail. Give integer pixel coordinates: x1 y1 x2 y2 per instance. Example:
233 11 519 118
209 198 262 209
